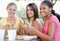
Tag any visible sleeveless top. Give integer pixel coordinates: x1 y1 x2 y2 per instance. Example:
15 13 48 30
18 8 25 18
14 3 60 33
42 15 60 41
25 18 42 35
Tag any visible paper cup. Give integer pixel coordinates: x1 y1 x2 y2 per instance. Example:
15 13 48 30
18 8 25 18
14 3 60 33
8 29 17 40
0 29 5 40
0 40 4 41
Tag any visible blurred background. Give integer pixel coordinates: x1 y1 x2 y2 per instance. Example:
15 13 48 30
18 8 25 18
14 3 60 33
0 0 60 23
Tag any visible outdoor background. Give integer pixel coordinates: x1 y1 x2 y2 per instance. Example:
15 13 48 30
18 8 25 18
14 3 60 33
0 0 60 23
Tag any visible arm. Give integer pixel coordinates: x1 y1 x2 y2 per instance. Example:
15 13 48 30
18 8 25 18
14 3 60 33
20 20 55 41
33 19 42 32
26 22 55 41
18 19 25 35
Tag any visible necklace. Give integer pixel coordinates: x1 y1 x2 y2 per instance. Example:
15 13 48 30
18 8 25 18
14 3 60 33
7 17 16 26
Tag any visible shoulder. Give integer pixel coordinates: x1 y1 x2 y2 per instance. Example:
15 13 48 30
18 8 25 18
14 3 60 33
36 18 43 25
49 15 59 23
16 18 24 24
48 15 60 26
35 18 43 27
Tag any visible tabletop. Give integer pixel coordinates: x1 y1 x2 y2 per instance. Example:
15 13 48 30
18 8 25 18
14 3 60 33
0 38 40 41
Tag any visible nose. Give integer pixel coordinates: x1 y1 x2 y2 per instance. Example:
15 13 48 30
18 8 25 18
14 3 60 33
28 10 31 13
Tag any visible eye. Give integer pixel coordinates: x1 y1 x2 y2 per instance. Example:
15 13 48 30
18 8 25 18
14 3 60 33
40 7 46 10
26 9 29 11
30 9 33 11
43 7 46 10
9 9 12 10
13 9 16 11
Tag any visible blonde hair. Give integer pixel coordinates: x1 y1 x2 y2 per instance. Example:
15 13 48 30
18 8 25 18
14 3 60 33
7 2 17 9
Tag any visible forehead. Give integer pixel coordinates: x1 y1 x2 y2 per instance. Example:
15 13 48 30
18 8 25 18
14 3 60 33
27 6 33 9
40 3 49 8
7 5 17 9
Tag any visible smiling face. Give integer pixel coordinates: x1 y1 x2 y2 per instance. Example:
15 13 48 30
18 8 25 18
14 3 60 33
26 6 34 18
26 3 39 21
40 3 51 17
7 5 17 17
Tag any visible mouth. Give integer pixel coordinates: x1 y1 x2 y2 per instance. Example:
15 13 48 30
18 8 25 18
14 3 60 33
9 13 15 15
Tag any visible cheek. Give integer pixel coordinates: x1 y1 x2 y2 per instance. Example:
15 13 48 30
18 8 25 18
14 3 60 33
13 11 16 14
27 12 30 17
40 10 46 17
27 12 34 17
41 13 46 17
45 9 50 15
27 11 30 16
7 10 11 14
10 11 16 14
41 9 49 17
30 11 34 15
27 13 32 17
7 9 11 13
30 11 34 17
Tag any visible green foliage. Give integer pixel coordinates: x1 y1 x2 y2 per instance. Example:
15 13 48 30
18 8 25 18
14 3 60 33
39 13 44 23
15 0 20 1
17 7 26 19
0 17 2 20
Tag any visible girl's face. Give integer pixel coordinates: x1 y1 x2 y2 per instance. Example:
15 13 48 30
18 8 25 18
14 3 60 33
26 6 34 18
40 3 51 17
7 5 17 17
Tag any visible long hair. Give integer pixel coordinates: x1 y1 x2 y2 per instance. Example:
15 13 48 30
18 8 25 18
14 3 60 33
42 1 60 22
26 3 39 21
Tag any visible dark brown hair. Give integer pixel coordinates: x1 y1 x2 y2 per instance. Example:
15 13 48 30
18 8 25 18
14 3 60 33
26 3 39 21
42 1 60 22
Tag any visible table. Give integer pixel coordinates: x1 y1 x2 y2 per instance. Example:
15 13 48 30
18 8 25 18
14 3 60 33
0 38 39 41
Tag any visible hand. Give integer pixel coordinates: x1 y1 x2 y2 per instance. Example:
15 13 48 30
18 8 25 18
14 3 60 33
3 24 11 29
20 22 25 29
20 21 28 29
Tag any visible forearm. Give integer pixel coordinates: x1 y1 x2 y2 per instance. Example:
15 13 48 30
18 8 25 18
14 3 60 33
25 27 52 41
18 28 25 35
34 29 52 41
